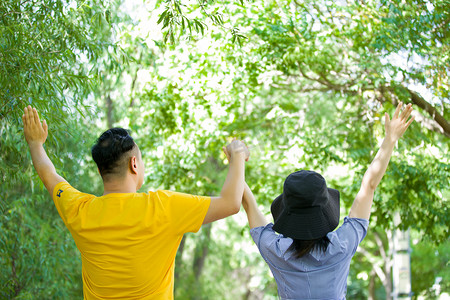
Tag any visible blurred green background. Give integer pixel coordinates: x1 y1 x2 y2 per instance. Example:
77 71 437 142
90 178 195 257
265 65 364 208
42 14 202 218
1 0 448 298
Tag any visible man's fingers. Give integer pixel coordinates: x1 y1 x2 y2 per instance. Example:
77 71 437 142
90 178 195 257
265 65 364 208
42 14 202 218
22 114 27 129
33 107 40 125
243 142 250 161
27 106 34 125
223 146 230 160
23 107 28 124
226 139 250 157
43 120 48 134
25 106 32 126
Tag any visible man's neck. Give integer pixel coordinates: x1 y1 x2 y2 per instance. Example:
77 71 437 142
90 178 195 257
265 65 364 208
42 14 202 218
102 177 137 195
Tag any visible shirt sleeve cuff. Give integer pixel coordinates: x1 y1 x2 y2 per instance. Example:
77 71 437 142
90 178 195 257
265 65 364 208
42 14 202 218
250 223 274 244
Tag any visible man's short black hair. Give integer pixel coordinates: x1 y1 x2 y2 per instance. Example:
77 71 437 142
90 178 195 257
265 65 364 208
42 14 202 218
91 128 136 179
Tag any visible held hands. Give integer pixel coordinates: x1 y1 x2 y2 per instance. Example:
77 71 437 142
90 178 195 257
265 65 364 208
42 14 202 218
385 102 414 143
23 106 48 147
222 138 250 162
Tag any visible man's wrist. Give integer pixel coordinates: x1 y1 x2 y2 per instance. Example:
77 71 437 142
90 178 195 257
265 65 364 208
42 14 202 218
229 151 246 163
27 141 44 149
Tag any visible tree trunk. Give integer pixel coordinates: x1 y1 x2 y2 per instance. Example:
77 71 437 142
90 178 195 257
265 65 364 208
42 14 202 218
372 230 393 300
105 94 113 129
392 214 412 300
175 235 186 281
368 269 376 300
381 230 393 300
193 223 212 281
129 52 142 108
384 270 393 300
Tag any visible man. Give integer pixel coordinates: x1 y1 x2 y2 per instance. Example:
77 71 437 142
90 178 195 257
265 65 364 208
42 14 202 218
23 105 248 299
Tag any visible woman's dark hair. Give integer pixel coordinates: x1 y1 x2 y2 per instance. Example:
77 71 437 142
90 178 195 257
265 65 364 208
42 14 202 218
288 236 331 258
91 128 136 179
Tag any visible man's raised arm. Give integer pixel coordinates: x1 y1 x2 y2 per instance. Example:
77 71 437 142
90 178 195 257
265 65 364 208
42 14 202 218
202 139 248 224
23 106 66 196
349 102 414 220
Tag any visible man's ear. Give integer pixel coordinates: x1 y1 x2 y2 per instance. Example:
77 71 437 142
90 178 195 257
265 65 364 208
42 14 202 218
130 156 138 174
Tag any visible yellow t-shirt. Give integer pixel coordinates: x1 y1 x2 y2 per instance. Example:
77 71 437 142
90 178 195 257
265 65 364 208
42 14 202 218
52 182 211 300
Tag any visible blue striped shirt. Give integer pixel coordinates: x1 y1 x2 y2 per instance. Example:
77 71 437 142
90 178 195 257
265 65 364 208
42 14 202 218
250 217 369 300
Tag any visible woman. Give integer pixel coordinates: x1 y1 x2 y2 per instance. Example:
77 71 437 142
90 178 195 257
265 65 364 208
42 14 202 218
241 103 414 299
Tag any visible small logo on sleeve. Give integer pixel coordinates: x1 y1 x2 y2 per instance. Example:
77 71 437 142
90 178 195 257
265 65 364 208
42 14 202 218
57 189 63 197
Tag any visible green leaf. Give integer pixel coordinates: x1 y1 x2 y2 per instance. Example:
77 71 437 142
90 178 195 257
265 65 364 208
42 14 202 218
157 9 168 25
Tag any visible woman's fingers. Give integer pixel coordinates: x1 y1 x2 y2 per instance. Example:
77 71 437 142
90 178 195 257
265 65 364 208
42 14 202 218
400 103 412 121
393 102 402 119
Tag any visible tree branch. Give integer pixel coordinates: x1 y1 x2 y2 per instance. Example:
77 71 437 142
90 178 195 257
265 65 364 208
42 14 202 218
293 66 450 137
358 246 386 282
380 85 450 138
406 88 449 137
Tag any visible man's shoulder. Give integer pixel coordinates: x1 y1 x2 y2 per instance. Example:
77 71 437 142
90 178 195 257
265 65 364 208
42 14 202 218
152 190 209 200
54 181 97 199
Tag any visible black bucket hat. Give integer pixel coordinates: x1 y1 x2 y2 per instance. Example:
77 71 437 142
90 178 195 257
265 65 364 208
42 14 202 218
271 170 340 240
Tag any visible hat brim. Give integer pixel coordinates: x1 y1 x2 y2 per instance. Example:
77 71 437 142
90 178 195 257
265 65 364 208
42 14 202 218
270 193 284 223
272 188 340 240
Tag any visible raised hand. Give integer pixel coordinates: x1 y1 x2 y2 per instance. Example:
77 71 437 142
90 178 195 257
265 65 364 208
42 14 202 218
22 105 66 196
223 138 250 162
385 102 414 143
349 102 415 220
23 105 48 146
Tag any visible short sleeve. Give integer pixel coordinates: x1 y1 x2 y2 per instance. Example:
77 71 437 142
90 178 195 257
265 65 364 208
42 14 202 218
334 217 369 255
156 190 211 235
250 223 293 263
52 182 95 225
250 223 275 246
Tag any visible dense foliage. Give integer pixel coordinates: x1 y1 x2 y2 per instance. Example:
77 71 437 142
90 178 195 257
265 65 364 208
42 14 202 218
1 0 448 299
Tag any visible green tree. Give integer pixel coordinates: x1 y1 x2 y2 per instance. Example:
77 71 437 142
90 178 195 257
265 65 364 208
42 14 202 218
411 235 450 299
0 0 127 297
1 0 448 298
